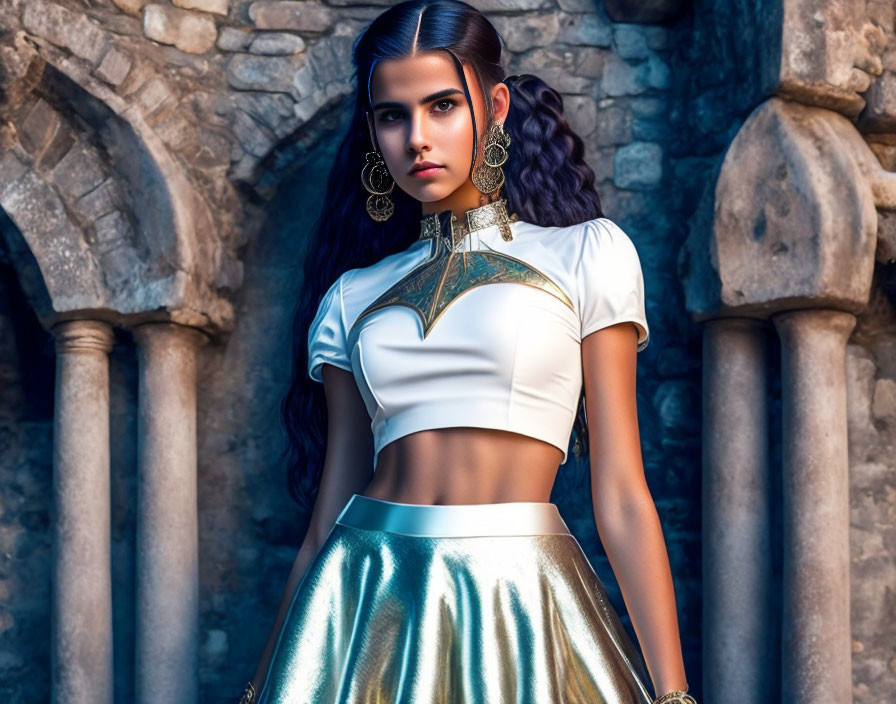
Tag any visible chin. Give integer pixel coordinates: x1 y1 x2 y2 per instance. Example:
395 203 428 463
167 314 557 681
402 182 457 204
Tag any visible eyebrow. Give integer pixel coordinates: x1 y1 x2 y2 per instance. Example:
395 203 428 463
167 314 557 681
372 88 464 111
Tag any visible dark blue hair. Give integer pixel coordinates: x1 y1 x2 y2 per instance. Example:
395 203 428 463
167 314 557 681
281 0 603 508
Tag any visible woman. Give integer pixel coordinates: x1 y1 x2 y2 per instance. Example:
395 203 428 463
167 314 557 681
241 1 695 702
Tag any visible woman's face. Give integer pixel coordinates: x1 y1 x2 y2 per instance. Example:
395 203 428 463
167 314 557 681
368 51 506 209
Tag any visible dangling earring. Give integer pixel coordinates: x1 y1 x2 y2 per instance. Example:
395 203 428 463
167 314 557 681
361 150 395 221
472 120 511 195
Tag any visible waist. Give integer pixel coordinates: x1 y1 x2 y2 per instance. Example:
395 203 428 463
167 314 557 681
335 494 572 537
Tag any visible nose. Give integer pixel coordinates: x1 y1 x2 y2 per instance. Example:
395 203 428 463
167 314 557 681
406 111 430 154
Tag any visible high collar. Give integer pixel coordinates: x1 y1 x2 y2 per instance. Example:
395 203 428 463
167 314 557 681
418 198 518 246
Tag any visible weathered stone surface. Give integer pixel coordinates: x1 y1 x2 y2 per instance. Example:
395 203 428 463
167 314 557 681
595 103 632 145
491 14 559 53
94 46 133 86
871 378 896 420
683 98 881 317
563 94 598 138
217 27 253 52
248 2 333 33
134 76 177 118
860 70 896 132
249 32 305 56
226 53 304 94
614 140 662 189
50 145 107 201
0 152 28 198
600 52 645 97
557 13 612 47
73 179 121 223
172 0 229 16
111 0 150 15
90 210 134 251
780 0 888 117
22 0 108 65
18 99 59 156
613 24 650 60
143 4 217 54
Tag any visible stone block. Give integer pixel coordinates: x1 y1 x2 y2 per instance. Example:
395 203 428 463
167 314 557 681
19 99 59 156
871 378 896 421
22 0 108 65
613 24 650 61
230 109 277 158
226 53 304 94
111 0 150 15
94 46 133 86
143 4 218 55
172 0 229 16
0 152 28 199
36 121 75 172
595 103 632 146
614 141 663 189
248 2 333 33
249 32 305 55
600 53 646 97
564 95 598 139
50 146 107 201
557 13 612 47
90 211 133 252
73 179 120 223
491 14 559 53
217 27 253 52
135 77 176 118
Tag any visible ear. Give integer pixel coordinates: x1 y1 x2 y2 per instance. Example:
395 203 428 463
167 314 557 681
491 82 510 125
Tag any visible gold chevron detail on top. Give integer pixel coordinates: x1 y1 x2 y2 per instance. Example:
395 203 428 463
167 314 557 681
351 204 574 338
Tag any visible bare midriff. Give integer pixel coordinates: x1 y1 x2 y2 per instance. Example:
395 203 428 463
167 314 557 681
360 427 564 506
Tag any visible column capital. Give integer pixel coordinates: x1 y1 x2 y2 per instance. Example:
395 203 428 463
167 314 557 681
52 319 116 355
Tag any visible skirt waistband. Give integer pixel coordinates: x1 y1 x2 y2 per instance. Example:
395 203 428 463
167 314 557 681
335 494 572 538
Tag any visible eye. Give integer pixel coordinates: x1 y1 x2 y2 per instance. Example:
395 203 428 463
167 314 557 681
378 109 404 123
433 99 457 113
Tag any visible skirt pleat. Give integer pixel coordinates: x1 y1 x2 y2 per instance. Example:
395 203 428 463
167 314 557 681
257 495 654 704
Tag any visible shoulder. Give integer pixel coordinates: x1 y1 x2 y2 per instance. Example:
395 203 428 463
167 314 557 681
516 215 642 271
338 240 432 324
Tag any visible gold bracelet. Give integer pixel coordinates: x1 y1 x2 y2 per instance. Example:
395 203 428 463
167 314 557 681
238 681 256 704
653 684 698 704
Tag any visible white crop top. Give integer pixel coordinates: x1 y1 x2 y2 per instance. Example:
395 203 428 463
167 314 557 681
306 209 649 469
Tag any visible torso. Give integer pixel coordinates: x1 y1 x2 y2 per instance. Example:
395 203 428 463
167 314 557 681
360 427 564 505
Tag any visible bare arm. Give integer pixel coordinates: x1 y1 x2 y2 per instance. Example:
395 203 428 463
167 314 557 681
581 322 688 698
249 363 374 693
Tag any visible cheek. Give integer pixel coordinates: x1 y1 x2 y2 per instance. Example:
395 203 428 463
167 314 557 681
434 114 475 176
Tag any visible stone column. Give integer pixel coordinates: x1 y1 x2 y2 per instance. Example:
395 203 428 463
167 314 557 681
772 309 856 704
701 317 774 704
51 319 116 704
131 322 208 704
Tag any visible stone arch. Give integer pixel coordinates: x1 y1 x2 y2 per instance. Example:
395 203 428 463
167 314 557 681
1 7 235 337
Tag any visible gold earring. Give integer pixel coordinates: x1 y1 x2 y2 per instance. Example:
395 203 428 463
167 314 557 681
361 150 395 221
472 121 511 194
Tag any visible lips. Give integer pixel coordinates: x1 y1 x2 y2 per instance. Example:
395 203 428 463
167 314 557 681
409 161 443 175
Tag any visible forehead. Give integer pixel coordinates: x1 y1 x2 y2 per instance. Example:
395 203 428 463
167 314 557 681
370 51 469 101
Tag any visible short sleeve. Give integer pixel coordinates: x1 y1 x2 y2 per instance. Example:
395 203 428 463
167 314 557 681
575 217 650 352
307 273 353 382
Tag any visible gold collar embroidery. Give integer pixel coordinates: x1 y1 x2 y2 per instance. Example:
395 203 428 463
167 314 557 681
351 199 574 338
419 198 518 246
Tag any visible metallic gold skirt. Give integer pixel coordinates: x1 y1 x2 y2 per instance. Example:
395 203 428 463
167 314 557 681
257 494 654 703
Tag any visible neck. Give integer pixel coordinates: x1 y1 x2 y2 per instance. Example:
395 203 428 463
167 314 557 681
421 180 498 220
